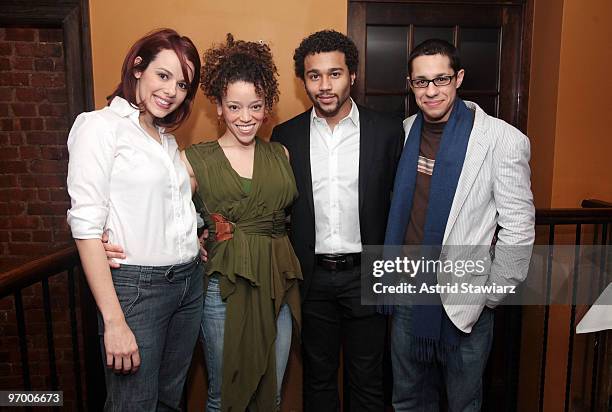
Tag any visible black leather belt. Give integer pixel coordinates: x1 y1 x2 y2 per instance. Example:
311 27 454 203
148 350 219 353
315 253 361 271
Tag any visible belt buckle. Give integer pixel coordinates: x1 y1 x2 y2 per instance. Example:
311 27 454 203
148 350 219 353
327 259 338 271
323 255 348 271
333 257 345 271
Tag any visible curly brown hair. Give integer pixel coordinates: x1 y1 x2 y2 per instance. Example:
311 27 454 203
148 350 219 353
200 34 279 112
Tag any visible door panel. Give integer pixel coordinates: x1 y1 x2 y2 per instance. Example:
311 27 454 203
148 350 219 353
350 1 527 130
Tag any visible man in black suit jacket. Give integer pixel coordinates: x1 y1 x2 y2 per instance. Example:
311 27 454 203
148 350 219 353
271 30 404 412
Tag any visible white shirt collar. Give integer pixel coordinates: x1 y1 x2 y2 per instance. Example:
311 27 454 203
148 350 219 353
109 96 166 134
109 96 139 118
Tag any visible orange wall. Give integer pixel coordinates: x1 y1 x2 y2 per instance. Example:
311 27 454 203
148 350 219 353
550 0 612 207
88 0 348 146
523 1 612 410
528 0 612 208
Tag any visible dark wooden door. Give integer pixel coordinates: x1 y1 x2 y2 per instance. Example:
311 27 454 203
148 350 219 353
349 0 531 131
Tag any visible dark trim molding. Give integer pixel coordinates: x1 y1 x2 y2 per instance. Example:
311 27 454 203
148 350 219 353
348 2 367 102
517 0 534 132
0 0 95 118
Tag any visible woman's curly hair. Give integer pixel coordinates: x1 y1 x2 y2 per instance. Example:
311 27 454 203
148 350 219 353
200 34 279 112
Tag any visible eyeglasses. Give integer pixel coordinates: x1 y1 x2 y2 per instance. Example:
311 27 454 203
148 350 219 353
407 73 456 88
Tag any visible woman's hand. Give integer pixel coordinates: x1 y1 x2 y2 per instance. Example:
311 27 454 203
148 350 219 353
74 238 139 373
104 318 140 374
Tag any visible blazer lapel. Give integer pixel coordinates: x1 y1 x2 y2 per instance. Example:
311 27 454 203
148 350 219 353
295 111 315 219
358 106 374 213
443 110 490 242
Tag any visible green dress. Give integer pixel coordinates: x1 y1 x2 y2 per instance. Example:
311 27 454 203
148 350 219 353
186 138 302 412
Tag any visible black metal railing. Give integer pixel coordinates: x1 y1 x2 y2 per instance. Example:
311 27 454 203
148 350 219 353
0 246 97 411
0 246 199 411
535 200 611 412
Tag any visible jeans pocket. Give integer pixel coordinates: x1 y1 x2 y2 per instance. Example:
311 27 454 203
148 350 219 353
96 273 141 335
113 274 141 317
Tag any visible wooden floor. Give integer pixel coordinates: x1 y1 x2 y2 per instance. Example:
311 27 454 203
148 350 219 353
187 338 304 411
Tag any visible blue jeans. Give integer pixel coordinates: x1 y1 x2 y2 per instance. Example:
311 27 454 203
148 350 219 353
98 258 204 412
391 306 494 412
200 275 292 412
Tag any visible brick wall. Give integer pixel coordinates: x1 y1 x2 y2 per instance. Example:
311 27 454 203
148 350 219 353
0 27 72 271
0 27 87 409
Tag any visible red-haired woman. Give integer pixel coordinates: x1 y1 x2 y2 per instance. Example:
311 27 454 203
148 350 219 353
66 28 202 410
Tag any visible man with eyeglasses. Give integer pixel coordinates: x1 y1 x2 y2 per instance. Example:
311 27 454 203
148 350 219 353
385 39 535 411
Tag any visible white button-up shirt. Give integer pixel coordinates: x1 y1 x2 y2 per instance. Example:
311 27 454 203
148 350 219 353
66 96 199 266
310 99 362 254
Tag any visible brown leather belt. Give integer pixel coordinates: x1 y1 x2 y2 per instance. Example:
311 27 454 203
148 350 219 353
210 213 235 241
315 253 361 271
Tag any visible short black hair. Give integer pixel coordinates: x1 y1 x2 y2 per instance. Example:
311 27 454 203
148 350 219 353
293 30 359 80
407 39 462 77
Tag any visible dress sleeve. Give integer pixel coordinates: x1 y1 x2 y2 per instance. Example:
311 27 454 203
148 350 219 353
268 141 287 159
66 112 117 239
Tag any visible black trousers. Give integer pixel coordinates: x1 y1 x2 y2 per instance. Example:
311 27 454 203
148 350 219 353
302 264 386 412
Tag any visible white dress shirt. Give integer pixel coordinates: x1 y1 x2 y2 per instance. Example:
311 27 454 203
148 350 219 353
310 99 362 254
66 96 199 266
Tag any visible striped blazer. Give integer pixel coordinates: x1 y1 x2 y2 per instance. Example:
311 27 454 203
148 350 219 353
402 101 535 333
